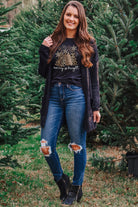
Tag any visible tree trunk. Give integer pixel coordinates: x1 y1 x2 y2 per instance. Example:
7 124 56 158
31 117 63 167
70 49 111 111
2 0 38 25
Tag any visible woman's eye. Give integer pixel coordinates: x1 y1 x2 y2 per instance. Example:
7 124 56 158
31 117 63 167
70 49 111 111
65 13 79 19
66 13 71 16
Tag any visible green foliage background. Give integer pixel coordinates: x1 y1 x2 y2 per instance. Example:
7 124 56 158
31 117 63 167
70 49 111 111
0 0 137 150
0 1 38 145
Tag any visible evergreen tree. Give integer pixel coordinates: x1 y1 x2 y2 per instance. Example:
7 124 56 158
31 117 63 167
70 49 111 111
84 0 138 151
0 2 37 145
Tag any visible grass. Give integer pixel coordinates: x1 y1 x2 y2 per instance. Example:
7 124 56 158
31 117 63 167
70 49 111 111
0 133 137 207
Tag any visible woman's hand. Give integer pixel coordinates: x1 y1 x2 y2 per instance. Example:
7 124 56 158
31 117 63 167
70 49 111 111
42 36 53 47
93 111 101 123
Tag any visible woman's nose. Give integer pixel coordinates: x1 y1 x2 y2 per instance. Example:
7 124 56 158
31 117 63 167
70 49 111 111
69 15 74 21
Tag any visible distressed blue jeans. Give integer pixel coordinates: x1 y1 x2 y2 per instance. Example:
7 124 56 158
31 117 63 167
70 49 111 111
41 83 87 185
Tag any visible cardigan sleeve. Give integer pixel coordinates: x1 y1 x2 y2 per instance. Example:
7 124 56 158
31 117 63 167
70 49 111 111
38 44 50 78
90 43 100 111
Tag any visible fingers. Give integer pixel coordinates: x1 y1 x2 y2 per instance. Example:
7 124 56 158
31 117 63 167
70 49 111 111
93 111 101 123
96 114 101 123
42 36 53 47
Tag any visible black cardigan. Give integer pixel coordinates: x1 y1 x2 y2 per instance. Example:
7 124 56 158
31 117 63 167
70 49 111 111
38 42 100 133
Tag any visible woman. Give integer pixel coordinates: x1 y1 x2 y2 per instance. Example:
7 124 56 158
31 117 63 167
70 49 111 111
38 1 100 205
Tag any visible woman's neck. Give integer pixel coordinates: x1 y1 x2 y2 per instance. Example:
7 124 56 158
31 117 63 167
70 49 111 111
66 30 77 38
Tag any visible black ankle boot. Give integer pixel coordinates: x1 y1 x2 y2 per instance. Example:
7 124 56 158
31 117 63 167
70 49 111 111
62 184 83 205
55 173 70 201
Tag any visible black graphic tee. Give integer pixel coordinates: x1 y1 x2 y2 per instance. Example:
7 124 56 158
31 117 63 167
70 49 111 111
51 38 82 87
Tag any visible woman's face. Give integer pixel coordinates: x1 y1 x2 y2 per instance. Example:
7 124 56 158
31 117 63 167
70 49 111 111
63 6 79 33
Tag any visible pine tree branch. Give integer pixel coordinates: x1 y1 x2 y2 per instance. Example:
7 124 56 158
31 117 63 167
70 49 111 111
102 102 125 134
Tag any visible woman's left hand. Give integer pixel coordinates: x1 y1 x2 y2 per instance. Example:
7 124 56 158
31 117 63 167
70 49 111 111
93 111 101 123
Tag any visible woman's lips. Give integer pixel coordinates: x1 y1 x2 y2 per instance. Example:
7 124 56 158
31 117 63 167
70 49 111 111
67 22 74 25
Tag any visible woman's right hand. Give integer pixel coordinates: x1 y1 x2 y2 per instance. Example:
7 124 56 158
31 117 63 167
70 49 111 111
42 36 53 47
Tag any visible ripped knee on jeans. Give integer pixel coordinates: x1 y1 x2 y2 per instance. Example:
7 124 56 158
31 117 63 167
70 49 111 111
68 142 82 153
40 139 51 157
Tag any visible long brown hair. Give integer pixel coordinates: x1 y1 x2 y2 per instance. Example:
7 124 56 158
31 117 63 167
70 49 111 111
48 1 95 68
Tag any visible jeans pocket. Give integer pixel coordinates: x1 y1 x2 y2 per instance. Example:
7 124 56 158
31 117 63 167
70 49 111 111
67 84 82 91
